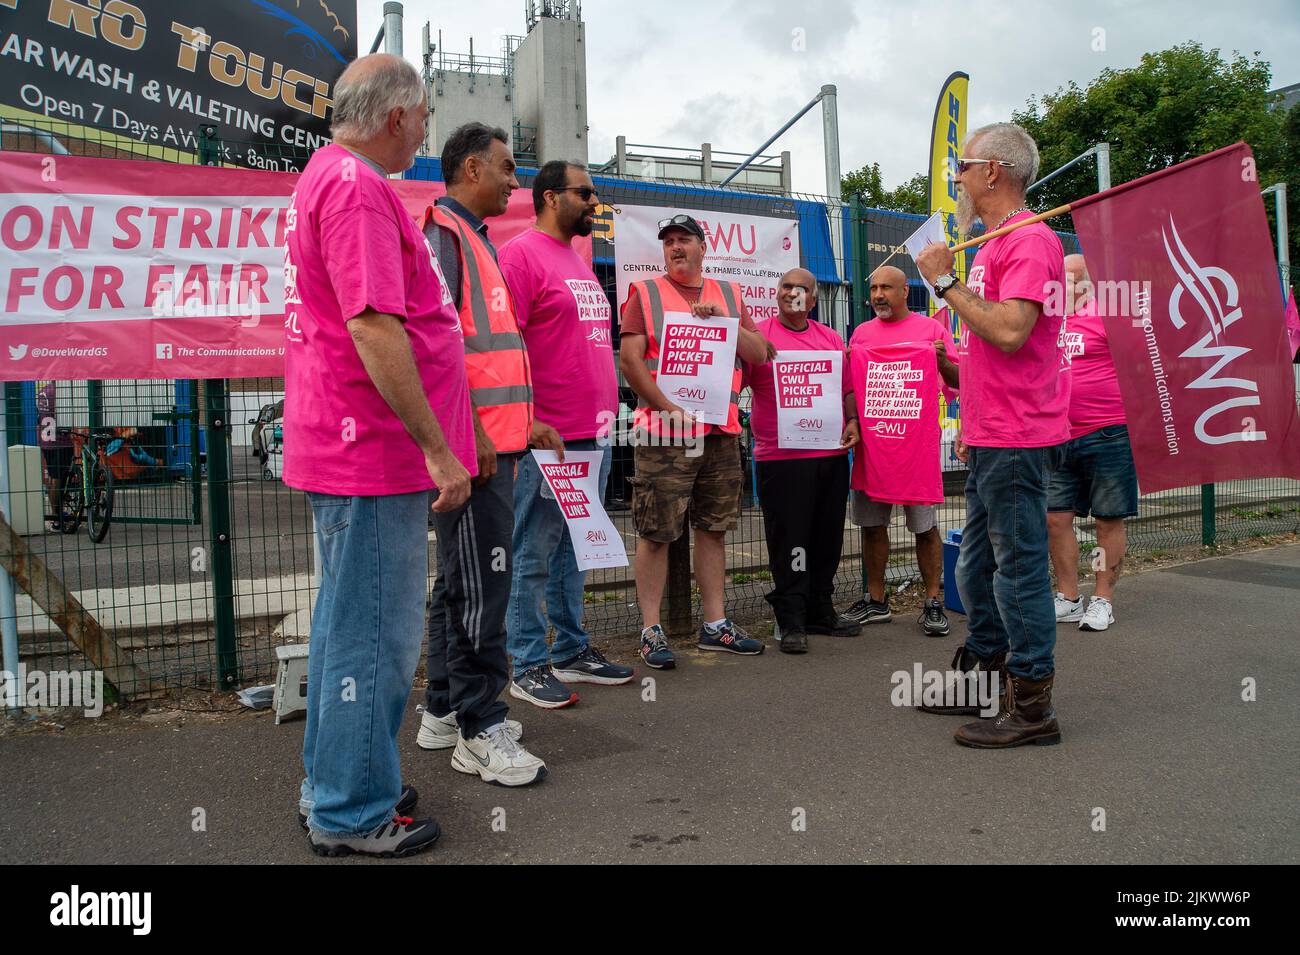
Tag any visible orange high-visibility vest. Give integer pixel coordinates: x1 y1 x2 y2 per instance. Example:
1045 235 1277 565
631 276 744 437
422 205 533 454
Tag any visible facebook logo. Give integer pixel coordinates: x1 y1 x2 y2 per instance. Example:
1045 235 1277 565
156 343 173 359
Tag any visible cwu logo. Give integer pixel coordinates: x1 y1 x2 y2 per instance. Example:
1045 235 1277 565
1160 214 1263 445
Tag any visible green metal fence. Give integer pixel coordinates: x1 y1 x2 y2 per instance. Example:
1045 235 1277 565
3 115 1297 701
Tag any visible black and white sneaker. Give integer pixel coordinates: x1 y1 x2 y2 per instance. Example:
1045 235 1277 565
851 598 891 624
919 597 951 636
509 665 578 709
553 645 635 685
309 814 440 858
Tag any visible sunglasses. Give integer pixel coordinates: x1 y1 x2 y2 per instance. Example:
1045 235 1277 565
552 186 599 201
658 214 697 229
951 157 1017 176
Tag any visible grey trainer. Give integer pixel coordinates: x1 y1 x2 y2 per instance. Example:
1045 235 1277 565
309 814 440 858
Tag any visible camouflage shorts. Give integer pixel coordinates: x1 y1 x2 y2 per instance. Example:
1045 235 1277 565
631 434 742 542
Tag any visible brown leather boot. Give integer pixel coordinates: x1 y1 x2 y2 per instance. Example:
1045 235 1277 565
918 645 1006 715
953 672 1061 748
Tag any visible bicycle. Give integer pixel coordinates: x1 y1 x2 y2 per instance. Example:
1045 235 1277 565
59 429 116 543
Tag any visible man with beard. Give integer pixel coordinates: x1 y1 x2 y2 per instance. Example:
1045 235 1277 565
915 122 1069 748
498 161 635 706
413 123 546 785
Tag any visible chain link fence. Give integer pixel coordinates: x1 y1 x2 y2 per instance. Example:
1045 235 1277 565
3 116 1298 700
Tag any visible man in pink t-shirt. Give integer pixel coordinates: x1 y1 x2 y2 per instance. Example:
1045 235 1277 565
743 267 861 653
282 55 472 858
844 266 959 637
1048 254 1138 633
498 161 634 699
916 122 1068 749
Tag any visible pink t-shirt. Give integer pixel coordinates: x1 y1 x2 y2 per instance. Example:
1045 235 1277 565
1063 298 1126 439
744 317 852 461
849 317 946 504
958 212 1070 447
282 144 476 495
498 229 618 441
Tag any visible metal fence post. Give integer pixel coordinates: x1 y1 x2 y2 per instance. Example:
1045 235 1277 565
1201 484 1216 547
204 380 239 687
666 534 693 637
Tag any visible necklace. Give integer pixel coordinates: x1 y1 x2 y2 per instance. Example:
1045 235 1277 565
993 206 1031 231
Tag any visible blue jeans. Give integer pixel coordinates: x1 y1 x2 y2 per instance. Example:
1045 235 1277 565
299 491 429 836
506 441 612 677
956 445 1064 680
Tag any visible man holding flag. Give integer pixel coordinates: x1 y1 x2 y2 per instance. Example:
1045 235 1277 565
915 122 1069 749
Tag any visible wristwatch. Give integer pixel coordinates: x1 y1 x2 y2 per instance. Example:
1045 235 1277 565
933 272 959 298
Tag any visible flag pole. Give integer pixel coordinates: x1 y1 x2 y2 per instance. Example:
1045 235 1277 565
950 204 1073 253
873 203 1072 272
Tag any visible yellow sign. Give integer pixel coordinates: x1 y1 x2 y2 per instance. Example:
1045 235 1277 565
928 71 969 262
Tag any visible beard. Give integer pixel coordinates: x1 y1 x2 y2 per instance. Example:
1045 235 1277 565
955 189 981 237
570 211 594 237
871 304 894 318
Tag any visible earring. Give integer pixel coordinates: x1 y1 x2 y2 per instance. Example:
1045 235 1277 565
987 183 994 191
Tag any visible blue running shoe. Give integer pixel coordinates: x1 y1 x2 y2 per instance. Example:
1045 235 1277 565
639 625 676 669
697 619 764 655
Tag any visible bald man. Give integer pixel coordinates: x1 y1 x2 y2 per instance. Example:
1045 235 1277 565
744 268 860 653
1047 254 1137 632
844 266 959 635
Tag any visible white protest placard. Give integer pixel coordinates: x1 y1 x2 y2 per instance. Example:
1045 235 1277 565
902 211 949 309
531 450 628 571
773 349 843 449
653 311 739 425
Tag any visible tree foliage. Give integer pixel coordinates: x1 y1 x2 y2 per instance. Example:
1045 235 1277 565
841 162 928 215
1012 42 1296 280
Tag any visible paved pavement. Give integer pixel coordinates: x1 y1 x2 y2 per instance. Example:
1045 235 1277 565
2 543 1297 864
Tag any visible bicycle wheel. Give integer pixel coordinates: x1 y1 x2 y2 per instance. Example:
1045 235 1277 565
87 458 114 543
60 464 84 534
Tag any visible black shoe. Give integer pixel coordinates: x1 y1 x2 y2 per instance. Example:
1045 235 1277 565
918 646 1005 716
779 626 808 654
919 597 951 636
806 612 863 637
846 598 891 624
299 783 417 830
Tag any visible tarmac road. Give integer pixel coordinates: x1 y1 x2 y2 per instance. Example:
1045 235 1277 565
2 544 1297 864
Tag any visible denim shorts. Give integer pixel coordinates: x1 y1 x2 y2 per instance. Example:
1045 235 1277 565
1047 424 1139 519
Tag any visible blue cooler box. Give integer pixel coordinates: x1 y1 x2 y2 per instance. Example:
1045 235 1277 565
942 530 965 615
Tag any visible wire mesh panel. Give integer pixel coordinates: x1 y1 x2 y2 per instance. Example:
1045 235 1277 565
2 116 1297 698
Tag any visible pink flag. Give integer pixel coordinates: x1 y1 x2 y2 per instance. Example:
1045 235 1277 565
850 341 943 505
1071 142 1300 492
1285 289 1300 361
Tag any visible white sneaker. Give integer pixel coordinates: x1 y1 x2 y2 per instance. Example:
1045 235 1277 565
1055 592 1084 623
416 706 522 751
451 723 547 786
1079 596 1114 632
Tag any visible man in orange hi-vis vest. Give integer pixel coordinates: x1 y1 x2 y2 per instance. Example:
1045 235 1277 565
415 123 547 786
618 214 776 669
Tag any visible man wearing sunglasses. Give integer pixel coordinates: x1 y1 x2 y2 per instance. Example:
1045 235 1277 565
619 214 775 668
914 122 1070 749
498 161 635 708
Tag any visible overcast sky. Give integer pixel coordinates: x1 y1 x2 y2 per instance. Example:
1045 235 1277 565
357 0 1300 195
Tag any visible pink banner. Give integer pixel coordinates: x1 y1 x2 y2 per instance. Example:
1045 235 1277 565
1 153 586 381
1071 142 1300 492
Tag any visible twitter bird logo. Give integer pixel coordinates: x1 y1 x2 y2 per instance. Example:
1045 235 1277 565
8 344 28 360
